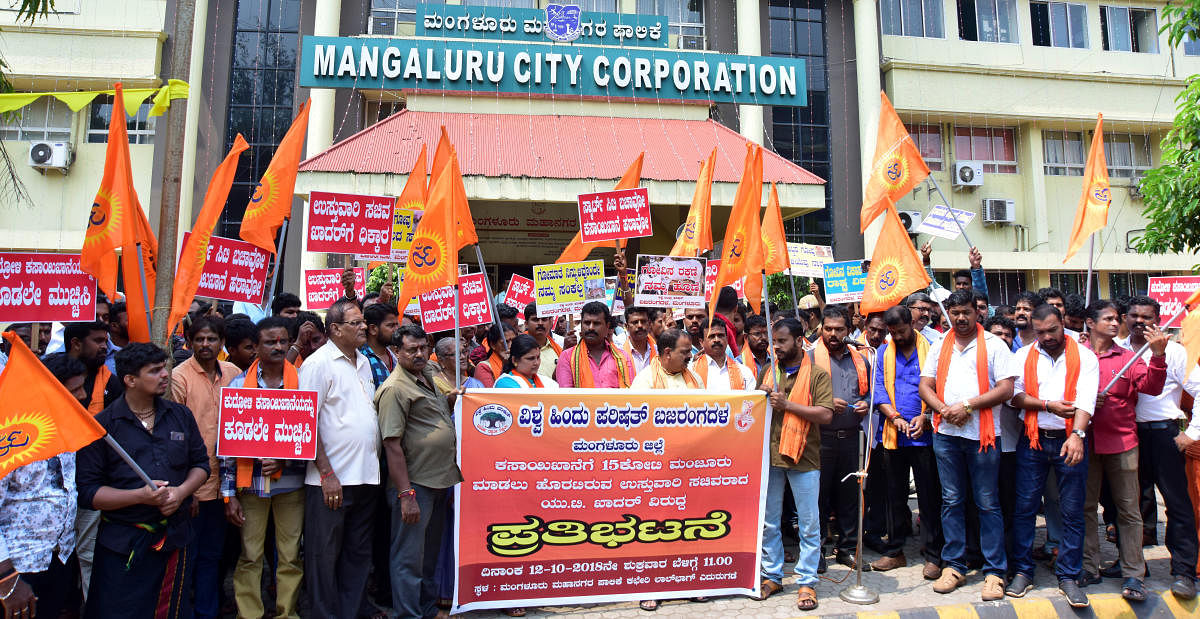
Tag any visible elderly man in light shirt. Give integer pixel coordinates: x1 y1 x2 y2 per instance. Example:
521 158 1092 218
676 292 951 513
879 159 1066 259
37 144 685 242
691 318 757 390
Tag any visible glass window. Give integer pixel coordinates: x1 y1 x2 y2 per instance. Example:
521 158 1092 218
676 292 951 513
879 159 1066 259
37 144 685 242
905 123 944 171
1184 27 1200 55
1104 133 1152 177
1108 272 1153 298
85 96 156 145
369 0 417 35
1042 130 1085 175
637 0 705 49
881 0 944 38
953 126 1018 173
957 0 1018 42
1050 272 1099 299
1031 2 1088 48
1101 6 1158 52
0 98 73 142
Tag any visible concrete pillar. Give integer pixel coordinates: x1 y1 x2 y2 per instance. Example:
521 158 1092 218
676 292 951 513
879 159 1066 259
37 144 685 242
176 0 209 252
302 0 342 285
1019 122 1050 249
735 0 763 144
853 0 882 253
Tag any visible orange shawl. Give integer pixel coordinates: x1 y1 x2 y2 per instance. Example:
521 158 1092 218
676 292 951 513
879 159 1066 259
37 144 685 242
694 354 746 390
88 365 112 416
645 358 701 389
762 354 815 462
813 340 868 394
934 324 997 452
1022 337 1080 450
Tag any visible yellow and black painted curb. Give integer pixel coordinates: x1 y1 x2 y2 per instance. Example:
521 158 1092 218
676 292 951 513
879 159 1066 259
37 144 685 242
816 590 1198 619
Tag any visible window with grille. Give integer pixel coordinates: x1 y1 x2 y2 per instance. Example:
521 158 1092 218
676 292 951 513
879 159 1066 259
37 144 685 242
1103 133 1152 178
86 96 157 145
880 0 945 38
905 123 944 171
1042 130 1085 176
0 98 73 142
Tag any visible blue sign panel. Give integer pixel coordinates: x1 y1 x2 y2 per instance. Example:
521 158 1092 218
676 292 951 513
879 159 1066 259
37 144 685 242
300 36 807 107
822 260 867 303
415 3 669 48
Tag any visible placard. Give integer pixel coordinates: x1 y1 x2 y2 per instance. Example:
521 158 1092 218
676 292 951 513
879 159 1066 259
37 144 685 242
914 204 976 240
217 387 318 460
822 260 867 304
785 243 832 278
577 188 652 244
419 273 495 333
532 260 606 318
0 252 96 322
634 254 706 309
306 191 395 255
453 389 770 612
702 259 744 301
1148 276 1200 327
304 267 366 310
502 275 536 311
181 233 270 304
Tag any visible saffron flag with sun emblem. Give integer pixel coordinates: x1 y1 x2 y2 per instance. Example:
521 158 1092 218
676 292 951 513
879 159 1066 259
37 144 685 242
860 201 931 313
81 83 140 300
669 148 717 258
859 92 931 232
394 151 461 313
239 100 310 253
167 135 249 337
0 332 105 480
556 153 645 263
761 182 790 275
1064 114 1111 263
712 142 764 318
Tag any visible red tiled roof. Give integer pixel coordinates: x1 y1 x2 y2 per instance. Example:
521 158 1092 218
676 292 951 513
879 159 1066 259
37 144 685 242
299 109 824 185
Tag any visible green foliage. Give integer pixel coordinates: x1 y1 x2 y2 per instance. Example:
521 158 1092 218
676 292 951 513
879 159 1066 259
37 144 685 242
765 273 810 310
15 1 53 22
365 264 400 294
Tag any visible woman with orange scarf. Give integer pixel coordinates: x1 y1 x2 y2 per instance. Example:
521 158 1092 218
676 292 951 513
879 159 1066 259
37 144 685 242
471 323 517 388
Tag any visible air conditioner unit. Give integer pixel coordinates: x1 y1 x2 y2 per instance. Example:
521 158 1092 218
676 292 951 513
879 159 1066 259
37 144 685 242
28 141 73 173
1129 178 1144 201
897 209 923 233
953 161 984 187
982 198 1016 224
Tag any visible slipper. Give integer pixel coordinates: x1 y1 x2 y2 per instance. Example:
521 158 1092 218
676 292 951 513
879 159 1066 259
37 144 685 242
639 600 659 612
796 586 818 612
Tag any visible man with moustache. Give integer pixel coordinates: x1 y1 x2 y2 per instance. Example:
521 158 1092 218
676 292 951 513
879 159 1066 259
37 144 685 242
523 303 562 379
1011 292 1043 351
221 317 308 619
300 299 383 616
906 293 941 344
681 307 707 355
555 302 634 388
630 328 701 390
744 315 771 378
619 306 656 374
65 321 123 415
691 318 755 390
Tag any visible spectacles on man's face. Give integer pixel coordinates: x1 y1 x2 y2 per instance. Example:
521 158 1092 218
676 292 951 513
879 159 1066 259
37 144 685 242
333 319 366 328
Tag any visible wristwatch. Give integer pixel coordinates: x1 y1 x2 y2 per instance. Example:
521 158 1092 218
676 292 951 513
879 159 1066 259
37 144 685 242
1072 428 1086 440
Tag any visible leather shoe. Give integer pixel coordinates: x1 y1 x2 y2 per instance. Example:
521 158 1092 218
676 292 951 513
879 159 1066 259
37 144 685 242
1077 572 1102 587
754 579 783 601
1005 573 1034 598
1171 576 1197 600
922 561 942 580
835 552 871 571
1059 578 1089 608
870 555 906 572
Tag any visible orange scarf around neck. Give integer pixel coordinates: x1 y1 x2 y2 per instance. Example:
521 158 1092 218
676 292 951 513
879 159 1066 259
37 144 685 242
646 358 701 389
762 353 815 462
88 365 111 416
236 359 300 489
694 353 746 390
571 341 631 388
623 334 657 360
1022 337 1080 450
934 324 996 452
813 340 868 394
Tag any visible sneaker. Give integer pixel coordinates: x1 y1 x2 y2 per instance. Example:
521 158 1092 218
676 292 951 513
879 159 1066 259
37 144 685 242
932 567 965 594
1005 573 1034 598
1059 578 1089 608
982 574 1005 601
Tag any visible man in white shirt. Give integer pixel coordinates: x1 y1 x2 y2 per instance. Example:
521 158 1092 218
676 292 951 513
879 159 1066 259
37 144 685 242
298 299 383 617
618 306 657 375
691 318 756 390
1005 305 1098 607
1118 296 1198 599
906 292 943 345
919 290 1016 601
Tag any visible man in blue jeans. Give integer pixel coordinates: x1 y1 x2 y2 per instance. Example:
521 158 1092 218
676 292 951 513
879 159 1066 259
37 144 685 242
919 290 1015 602
754 317 834 612
1005 305 1098 607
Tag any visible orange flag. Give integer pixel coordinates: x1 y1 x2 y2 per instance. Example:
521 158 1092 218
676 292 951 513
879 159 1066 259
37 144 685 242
556 153 645 263
1182 309 1200 374
239 100 310 253
167 134 249 337
398 144 427 212
860 92 932 232
1064 114 1111 263
761 182 790 275
860 201 931 313
394 150 461 312
427 127 478 249
713 143 764 317
81 83 139 300
122 195 158 344
0 332 106 480
670 148 717 257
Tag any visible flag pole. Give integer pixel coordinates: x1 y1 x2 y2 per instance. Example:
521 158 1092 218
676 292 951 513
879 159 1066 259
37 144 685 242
926 177 975 249
104 434 157 489
787 273 800 313
262 219 289 311
473 244 507 354
1085 236 1095 306
134 243 153 337
453 283 462 390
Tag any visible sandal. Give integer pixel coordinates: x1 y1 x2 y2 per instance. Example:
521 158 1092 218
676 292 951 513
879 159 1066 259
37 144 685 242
639 600 659 611
1122 578 1146 602
796 586 818 611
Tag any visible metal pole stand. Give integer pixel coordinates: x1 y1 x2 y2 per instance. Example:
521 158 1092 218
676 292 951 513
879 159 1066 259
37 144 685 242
841 341 880 605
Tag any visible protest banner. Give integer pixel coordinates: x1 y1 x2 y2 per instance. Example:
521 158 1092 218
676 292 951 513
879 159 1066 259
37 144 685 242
502 275 536 311
533 260 606 318
355 207 423 262
419 273 495 333
634 255 706 309
306 191 395 256
914 204 976 240
1148 275 1200 327
822 260 866 303
181 233 270 304
0 252 96 322
454 389 770 612
216 387 318 460
577 188 652 244
702 259 744 300
785 243 833 278
304 267 365 310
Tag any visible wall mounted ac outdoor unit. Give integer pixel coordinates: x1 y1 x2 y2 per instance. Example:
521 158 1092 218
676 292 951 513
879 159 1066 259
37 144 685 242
982 198 1016 224
28 141 73 173
897 210 923 233
953 161 984 187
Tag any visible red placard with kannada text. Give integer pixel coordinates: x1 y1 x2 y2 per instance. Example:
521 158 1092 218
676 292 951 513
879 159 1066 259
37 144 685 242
306 191 395 256
577 188 652 244
217 387 318 460
304 267 365 310
1148 276 1200 327
0 252 96 322
419 273 494 333
182 233 270 304
502 275 536 311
